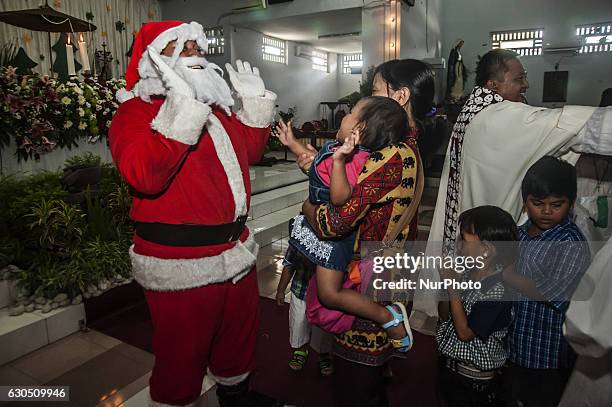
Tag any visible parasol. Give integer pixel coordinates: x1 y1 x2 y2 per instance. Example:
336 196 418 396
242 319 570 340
0 1 97 74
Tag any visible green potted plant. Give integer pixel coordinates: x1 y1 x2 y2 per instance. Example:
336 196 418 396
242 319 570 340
62 152 102 202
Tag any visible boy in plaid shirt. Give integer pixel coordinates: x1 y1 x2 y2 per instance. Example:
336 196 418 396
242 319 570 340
504 156 591 407
437 206 516 406
276 245 334 376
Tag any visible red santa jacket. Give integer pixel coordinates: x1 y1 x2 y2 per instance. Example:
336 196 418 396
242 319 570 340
109 91 275 291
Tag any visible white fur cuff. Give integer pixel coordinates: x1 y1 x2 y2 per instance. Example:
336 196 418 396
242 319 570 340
149 396 197 407
237 90 277 128
130 232 259 291
151 91 211 145
207 369 250 386
116 88 135 104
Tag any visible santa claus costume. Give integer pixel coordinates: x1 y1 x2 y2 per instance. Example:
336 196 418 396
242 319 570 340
109 21 278 407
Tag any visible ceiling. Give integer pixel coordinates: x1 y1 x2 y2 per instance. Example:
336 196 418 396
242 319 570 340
234 7 362 53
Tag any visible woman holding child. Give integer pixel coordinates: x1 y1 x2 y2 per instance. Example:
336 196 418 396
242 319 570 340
283 59 436 406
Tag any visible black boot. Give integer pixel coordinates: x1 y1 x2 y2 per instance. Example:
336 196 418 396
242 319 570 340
216 378 284 407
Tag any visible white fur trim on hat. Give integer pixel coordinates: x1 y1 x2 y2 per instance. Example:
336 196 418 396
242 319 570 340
149 22 209 61
207 370 250 386
207 115 248 218
130 232 259 291
236 90 277 128
151 90 211 145
139 22 209 75
134 22 210 103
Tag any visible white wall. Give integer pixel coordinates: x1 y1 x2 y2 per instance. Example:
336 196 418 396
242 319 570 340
401 0 444 103
160 0 360 125
336 54 361 99
440 0 612 107
160 0 234 68
227 0 363 23
361 0 443 101
231 27 341 124
0 140 113 176
159 0 363 68
401 0 443 60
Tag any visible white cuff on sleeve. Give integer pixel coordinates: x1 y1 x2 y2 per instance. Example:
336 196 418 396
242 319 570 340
151 90 211 145
236 90 277 128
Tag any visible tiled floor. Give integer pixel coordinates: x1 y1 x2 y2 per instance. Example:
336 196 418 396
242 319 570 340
0 245 290 407
0 154 438 406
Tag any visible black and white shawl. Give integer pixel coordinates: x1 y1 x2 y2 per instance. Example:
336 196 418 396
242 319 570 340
443 86 504 252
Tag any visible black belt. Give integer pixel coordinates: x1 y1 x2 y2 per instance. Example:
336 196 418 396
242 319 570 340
135 215 248 247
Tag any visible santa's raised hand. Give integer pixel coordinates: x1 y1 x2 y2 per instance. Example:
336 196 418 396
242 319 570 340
147 46 195 99
225 60 265 98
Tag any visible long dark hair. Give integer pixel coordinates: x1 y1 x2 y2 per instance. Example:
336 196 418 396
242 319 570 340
374 59 435 127
355 96 407 151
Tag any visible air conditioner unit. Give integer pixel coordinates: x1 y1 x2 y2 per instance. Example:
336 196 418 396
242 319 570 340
543 36 583 54
295 45 314 59
232 0 266 12
422 57 446 69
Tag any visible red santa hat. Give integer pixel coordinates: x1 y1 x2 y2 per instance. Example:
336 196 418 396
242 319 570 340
118 21 209 102
124 20 184 91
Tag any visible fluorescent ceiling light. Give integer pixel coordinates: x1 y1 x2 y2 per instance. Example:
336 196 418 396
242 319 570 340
318 31 361 39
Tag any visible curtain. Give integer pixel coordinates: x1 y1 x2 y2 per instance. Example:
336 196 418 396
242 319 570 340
0 0 161 79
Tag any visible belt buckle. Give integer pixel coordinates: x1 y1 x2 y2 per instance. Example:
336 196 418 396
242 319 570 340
229 215 248 242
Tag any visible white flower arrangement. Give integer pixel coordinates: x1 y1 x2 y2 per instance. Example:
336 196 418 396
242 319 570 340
1 67 125 161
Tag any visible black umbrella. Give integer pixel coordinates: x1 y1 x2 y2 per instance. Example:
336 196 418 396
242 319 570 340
0 2 97 74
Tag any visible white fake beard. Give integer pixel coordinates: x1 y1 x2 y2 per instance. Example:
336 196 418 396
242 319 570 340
174 56 234 115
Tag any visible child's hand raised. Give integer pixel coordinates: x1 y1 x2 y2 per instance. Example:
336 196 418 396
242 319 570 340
275 119 297 147
333 130 359 161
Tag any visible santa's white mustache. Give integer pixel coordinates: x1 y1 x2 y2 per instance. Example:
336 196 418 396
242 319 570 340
175 56 223 74
172 56 234 112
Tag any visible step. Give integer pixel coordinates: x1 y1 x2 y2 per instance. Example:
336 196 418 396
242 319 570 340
256 238 288 271
419 208 435 228
249 181 308 220
425 176 440 188
422 187 439 208
247 202 302 248
0 303 86 365
249 164 308 195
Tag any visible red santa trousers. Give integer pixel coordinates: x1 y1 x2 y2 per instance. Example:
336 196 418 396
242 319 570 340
144 268 260 406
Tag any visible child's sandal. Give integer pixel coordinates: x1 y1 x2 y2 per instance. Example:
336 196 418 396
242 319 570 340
318 354 334 376
382 302 414 354
289 349 309 371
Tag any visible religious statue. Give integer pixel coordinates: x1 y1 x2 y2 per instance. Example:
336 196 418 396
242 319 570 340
446 39 468 101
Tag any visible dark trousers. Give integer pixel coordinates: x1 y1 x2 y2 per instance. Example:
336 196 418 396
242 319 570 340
333 356 389 407
439 362 500 407
503 362 573 407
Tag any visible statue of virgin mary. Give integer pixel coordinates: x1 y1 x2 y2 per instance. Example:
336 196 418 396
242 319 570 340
446 39 468 101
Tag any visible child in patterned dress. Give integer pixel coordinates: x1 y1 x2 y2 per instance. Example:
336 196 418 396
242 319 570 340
276 96 414 353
